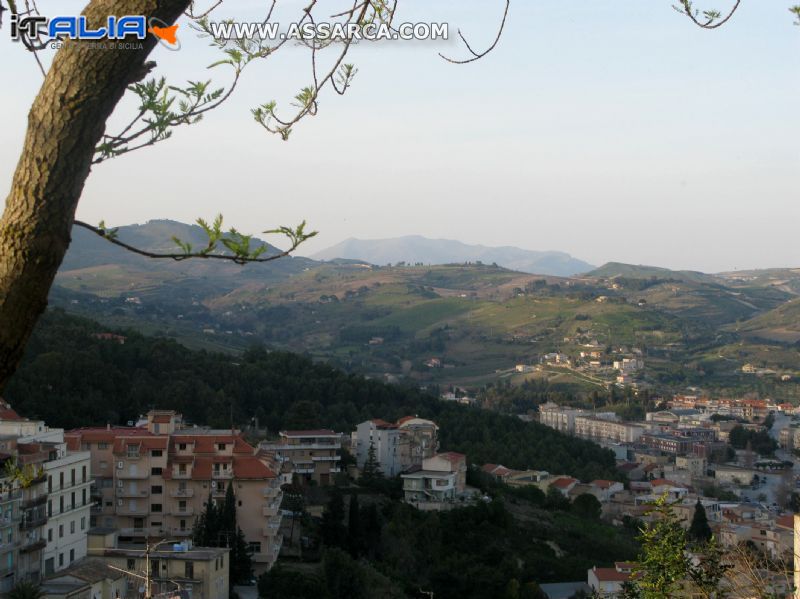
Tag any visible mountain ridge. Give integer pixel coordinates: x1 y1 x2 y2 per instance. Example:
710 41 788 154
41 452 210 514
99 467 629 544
311 235 595 277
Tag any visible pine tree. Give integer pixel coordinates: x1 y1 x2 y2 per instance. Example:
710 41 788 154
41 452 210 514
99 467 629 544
230 526 253 584
688 499 712 543
361 442 383 483
221 481 237 538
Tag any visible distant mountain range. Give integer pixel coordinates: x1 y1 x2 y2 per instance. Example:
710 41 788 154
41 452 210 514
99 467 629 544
311 235 594 277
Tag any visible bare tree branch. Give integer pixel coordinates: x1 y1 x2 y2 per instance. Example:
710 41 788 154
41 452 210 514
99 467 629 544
439 0 510 64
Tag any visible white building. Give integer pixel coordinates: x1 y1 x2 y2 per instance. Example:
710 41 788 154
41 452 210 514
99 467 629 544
43 444 93 575
354 419 405 477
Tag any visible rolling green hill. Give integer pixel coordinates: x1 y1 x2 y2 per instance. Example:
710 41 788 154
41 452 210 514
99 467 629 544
49 225 800 398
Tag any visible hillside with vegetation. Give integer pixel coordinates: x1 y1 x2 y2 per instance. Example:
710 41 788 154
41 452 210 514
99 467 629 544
50 222 800 400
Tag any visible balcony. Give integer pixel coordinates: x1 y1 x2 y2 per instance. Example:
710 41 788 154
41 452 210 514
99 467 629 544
262 522 281 536
116 505 150 516
19 516 47 530
19 538 46 553
169 527 193 537
172 506 194 516
118 527 159 537
171 471 191 480
116 488 149 499
262 486 281 498
21 495 47 510
116 471 149 480
262 503 280 517
211 470 233 480
169 488 194 498
311 455 341 462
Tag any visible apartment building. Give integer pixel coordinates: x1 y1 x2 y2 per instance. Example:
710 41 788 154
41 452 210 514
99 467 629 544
67 410 283 574
538 403 618 435
260 429 342 486
0 401 92 582
574 416 644 443
639 433 693 456
352 417 438 477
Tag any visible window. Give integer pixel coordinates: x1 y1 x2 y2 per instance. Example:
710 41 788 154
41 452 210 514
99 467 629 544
59 472 64 488
127 444 139 458
98 442 109 450
247 542 261 554
127 559 136 570
217 443 226 451
151 504 162 513
151 485 162 495
81 517 86 531
82 489 87 505
70 521 75 534
59 496 64 513
71 469 76 485
58 525 63 538
70 549 75 563
82 465 87 482
179 519 186 531
178 464 187 475
151 450 163 457
151 467 162 476
104 501 112 507
71 491 76 508
47 528 53 542
59 553 64 567
99 461 108 470
47 500 52 517
178 443 187 451
48 476 52 493
184 562 194 579
178 500 186 511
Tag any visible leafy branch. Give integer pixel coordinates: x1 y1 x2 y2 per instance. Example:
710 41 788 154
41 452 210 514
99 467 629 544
76 214 317 264
673 0 742 29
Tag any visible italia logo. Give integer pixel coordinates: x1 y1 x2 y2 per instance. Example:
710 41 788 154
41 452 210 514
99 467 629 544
9 14 180 50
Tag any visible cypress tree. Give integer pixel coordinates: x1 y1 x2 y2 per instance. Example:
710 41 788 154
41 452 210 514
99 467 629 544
688 499 712 543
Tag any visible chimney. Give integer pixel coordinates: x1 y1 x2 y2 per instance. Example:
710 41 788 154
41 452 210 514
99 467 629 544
106 423 111 431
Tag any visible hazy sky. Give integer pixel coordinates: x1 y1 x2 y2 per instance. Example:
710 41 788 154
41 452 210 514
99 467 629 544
1 1 798 272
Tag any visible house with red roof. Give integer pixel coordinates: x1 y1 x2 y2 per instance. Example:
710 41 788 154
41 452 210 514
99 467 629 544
67 410 284 574
587 562 638 596
549 477 579 497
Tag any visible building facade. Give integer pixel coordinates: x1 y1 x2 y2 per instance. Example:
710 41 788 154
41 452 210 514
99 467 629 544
260 429 342 486
67 411 283 573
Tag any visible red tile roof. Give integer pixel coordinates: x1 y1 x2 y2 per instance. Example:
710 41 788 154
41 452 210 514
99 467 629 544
550 477 578 489
650 478 684 488
592 567 632 583
435 452 466 462
776 515 794 529
591 479 618 489
482 464 512 477
0 403 21 420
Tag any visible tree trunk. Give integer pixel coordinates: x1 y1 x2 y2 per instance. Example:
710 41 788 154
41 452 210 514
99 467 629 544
0 0 191 392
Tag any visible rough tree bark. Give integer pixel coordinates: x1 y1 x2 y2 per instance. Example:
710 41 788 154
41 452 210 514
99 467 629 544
0 0 192 392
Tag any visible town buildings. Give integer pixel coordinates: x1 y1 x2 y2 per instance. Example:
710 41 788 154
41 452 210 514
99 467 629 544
401 452 468 510
0 401 93 583
352 416 438 477
66 410 283 573
260 429 342 486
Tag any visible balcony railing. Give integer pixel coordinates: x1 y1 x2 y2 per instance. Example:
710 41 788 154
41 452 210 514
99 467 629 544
311 455 341 462
116 506 150 516
262 486 280 498
168 527 193 537
21 495 47 509
118 527 160 537
211 470 233 479
116 488 149 498
117 471 149 480
172 471 191 479
20 516 47 530
170 488 194 498
172 506 194 516
262 503 280 517
19 538 46 553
